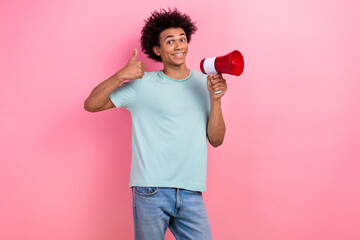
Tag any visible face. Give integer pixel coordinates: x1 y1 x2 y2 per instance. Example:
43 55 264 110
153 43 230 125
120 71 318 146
153 28 188 67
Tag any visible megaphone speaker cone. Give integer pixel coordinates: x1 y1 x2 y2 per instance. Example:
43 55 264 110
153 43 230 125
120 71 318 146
200 50 244 76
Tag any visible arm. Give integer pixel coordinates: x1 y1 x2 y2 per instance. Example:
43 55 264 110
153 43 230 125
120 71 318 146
206 74 227 147
84 48 145 112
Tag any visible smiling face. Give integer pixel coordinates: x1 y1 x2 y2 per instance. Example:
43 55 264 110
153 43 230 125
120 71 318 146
152 27 189 67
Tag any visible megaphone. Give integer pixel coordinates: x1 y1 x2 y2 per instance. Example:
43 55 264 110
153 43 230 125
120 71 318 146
200 50 244 76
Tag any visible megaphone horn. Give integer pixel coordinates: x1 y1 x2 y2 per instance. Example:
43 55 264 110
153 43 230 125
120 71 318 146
200 50 244 76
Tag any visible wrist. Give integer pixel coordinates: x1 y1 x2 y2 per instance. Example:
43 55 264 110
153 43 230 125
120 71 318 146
210 98 222 106
114 70 126 84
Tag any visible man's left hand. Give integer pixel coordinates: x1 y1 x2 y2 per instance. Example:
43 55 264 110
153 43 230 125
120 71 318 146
207 74 227 102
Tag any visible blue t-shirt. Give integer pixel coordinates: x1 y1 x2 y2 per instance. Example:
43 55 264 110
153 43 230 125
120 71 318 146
109 70 210 192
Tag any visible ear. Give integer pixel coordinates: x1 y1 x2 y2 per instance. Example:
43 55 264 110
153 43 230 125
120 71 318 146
152 46 161 56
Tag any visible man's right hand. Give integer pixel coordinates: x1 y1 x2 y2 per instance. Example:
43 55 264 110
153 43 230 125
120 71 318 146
116 48 145 81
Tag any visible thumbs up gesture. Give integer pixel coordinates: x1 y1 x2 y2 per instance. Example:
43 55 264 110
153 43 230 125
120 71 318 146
116 48 146 80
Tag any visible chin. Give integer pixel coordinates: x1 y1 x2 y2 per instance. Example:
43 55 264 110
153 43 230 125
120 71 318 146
174 58 187 65
174 62 186 67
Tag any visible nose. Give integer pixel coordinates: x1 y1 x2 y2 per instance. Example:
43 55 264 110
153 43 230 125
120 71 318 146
174 40 183 51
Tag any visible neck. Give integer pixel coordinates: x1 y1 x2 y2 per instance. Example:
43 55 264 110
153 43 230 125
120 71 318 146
162 64 190 80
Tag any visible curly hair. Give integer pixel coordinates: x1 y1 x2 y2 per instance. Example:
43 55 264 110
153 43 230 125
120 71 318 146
140 8 198 62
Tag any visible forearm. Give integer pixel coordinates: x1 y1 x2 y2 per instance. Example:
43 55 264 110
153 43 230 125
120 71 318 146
84 73 124 111
207 100 226 147
84 49 145 112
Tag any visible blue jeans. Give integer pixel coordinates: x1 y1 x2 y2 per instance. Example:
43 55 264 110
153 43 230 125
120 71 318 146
132 187 213 240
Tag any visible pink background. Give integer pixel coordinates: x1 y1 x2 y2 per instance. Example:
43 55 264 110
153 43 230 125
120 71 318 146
1 0 360 239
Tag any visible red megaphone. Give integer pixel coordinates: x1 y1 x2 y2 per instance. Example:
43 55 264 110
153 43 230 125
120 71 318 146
200 50 244 76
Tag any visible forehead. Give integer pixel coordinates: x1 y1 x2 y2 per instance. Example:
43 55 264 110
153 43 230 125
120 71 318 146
159 27 186 40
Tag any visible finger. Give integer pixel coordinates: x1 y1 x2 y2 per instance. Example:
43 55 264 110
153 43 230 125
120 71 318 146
213 86 227 93
210 78 226 86
212 81 227 87
207 76 213 89
212 81 227 91
212 73 222 79
212 86 224 93
213 86 226 95
216 91 226 97
130 48 138 61
207 81 215 93
212 74 225 81
211 74 224 80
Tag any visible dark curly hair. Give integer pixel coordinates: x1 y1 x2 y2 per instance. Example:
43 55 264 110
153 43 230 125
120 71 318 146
140 8 198 62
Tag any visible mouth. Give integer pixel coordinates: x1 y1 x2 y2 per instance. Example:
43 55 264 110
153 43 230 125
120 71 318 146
172 53 185 58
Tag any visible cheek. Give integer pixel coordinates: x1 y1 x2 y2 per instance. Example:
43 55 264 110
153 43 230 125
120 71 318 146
161 45 171 53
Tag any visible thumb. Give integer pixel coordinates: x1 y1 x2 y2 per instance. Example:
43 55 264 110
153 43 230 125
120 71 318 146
130 48 138 61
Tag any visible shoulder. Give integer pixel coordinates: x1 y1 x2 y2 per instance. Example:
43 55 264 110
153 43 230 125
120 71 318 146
141 71 162 81
190 70 207 81
189 70 208 86
139 71 168 85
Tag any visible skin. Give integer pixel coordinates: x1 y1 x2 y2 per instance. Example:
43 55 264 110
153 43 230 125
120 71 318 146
84 27 227 147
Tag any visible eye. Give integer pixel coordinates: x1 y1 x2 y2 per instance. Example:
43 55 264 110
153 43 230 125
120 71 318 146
167 40 173 44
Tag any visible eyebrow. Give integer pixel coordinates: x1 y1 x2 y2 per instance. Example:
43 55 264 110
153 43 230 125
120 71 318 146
164 33 186 40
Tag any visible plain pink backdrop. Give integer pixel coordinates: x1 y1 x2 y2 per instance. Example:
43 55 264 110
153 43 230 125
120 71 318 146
1 0 360 239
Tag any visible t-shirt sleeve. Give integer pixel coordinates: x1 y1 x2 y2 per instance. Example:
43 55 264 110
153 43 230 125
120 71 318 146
109 77 142 109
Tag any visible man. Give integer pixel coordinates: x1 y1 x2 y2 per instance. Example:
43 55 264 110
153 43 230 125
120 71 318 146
84 8 227 240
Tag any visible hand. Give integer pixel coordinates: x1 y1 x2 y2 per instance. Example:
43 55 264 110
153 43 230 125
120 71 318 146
116 48 145 80
207 74 227 102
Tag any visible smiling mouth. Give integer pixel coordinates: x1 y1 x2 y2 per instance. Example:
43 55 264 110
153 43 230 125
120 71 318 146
172 53 184 58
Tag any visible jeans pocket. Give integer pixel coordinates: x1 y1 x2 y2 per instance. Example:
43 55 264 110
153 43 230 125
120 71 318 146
134 186 159 196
